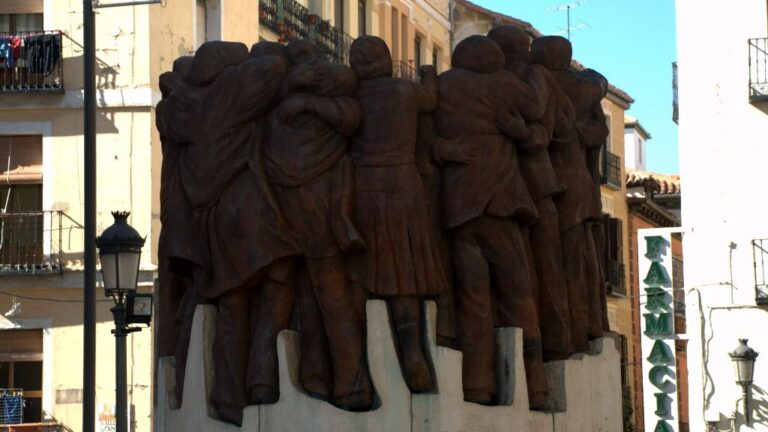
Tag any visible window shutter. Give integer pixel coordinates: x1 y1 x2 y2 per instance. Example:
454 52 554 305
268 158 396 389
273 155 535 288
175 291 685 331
0 136 43 184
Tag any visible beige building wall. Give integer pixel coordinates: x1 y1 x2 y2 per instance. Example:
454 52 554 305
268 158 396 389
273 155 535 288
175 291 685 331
1 1 450 430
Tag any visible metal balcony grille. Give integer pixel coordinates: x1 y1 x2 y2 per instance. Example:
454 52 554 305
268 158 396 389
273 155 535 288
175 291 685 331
258 2 353 65
308 19 353 65
0 31 64 94
0 211 82 275
393 60 418 82
600 149 622 189
607 259 626 296
749 38 768 103
753 238 768 304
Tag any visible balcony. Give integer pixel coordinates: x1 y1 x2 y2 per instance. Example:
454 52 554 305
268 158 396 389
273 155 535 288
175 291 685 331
258 1 352 65
600 149 622 190
0 423 65 432
749 38 768 103
0 211 82 276
753 238 768 304
0 31 64 94
393 60 418 82
308 18 354 65
607 259 626 297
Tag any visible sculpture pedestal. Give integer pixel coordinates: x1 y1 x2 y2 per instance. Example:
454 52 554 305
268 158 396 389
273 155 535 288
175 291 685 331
154 300 622 432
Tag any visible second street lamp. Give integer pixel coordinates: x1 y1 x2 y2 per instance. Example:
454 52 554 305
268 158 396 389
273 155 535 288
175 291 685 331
96 211 150 432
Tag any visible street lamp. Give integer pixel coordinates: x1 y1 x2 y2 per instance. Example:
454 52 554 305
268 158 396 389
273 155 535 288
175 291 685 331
96 211 150 432
729 338 759 423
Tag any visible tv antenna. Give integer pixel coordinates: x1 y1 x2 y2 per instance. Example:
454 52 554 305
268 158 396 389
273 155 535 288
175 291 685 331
546 1 588 40
556 19 592 38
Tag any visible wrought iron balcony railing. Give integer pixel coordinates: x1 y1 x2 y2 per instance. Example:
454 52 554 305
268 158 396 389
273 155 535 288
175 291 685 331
607 259 626 297
258 0 309 41
600 149 622 190
749 38 768 103
0 31 64 94
393 60 419 82
257 1 353 65
0 211 83 276
308 17 354 65
753 238 768 304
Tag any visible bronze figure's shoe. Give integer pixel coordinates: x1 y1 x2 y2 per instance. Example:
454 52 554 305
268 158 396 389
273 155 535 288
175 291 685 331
249 384 280 405
215 403 243 426
463 389 494 405
335 389 373 412
528 391 548 411
403 354 435 393
301 377 331 400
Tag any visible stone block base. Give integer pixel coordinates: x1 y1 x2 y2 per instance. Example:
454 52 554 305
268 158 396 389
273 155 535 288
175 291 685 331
154 300 622 431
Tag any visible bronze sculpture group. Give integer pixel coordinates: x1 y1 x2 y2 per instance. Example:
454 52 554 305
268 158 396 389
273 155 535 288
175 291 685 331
156 26 611 426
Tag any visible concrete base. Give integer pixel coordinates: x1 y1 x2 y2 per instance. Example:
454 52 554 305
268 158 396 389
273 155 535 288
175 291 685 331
155 300 622 432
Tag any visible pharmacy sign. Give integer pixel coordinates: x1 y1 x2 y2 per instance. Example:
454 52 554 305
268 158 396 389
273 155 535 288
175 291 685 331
639 229 680 432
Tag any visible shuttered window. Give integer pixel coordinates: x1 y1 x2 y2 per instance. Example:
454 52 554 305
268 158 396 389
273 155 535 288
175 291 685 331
0 136 43 185
603 215 626 296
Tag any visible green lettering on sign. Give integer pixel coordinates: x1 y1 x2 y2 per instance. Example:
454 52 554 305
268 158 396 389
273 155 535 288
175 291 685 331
645 287 668 312
645 236 666 260
653 420 674 432
647 340 674 364
654 392 669 416
649 365 674 391
644 313 673 336
644 262 671 286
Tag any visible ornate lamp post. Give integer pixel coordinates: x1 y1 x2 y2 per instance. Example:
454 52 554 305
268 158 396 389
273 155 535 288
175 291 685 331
729 338 759 423
96 212 151 432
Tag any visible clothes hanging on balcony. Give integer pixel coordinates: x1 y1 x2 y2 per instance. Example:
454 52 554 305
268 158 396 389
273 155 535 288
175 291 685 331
0 36 22 67
24 34 60 75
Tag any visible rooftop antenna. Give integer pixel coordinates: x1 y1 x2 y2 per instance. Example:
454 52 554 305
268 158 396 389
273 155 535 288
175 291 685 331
546 1 587 40
556 19 592 38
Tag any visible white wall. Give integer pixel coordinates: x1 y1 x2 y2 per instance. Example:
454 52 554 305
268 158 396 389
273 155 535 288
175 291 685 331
677 0 768 430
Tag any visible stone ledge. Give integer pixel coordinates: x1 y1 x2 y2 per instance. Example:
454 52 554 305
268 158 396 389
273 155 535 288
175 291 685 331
154 300 622 432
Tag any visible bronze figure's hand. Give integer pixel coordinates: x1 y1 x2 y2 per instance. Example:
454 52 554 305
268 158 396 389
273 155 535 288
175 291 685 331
277 94 309 123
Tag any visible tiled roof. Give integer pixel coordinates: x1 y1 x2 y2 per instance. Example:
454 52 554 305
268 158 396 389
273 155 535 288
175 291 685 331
455 0 634 106
626 170 680 195
624 115 652 138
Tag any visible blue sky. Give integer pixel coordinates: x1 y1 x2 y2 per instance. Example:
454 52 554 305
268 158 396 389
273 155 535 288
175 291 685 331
471 0 679 174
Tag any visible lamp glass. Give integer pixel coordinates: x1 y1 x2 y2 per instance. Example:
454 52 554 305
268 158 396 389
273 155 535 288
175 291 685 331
734 357 756 385
101 253 118 291
117 251 141 292
131 294 152 317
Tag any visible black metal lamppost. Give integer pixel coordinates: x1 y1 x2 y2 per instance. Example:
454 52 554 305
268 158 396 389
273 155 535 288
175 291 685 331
95 212 152 432
729 338 759 424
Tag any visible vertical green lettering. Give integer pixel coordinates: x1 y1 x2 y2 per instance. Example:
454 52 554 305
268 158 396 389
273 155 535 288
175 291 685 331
644 313 673 336
644 262 672 286
654 392 669 416
645 236 666 260
649 365 674 391
653 420 674 432
647 340 674 364
645 287 669 311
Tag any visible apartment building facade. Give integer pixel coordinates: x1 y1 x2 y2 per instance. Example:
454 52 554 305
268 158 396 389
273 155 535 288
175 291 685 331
677 0 768 430
0 0 451 430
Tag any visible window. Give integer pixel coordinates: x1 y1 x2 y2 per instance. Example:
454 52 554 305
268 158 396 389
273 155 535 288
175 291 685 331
432 46 440 72
196 0 221 47
414 36 422 69
335 0 344 31
0 329 43 424
638 138 644 164
0 136 43 268
0 1 43 33
358 0 366 36
391 9 399 61
603 214 625 296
